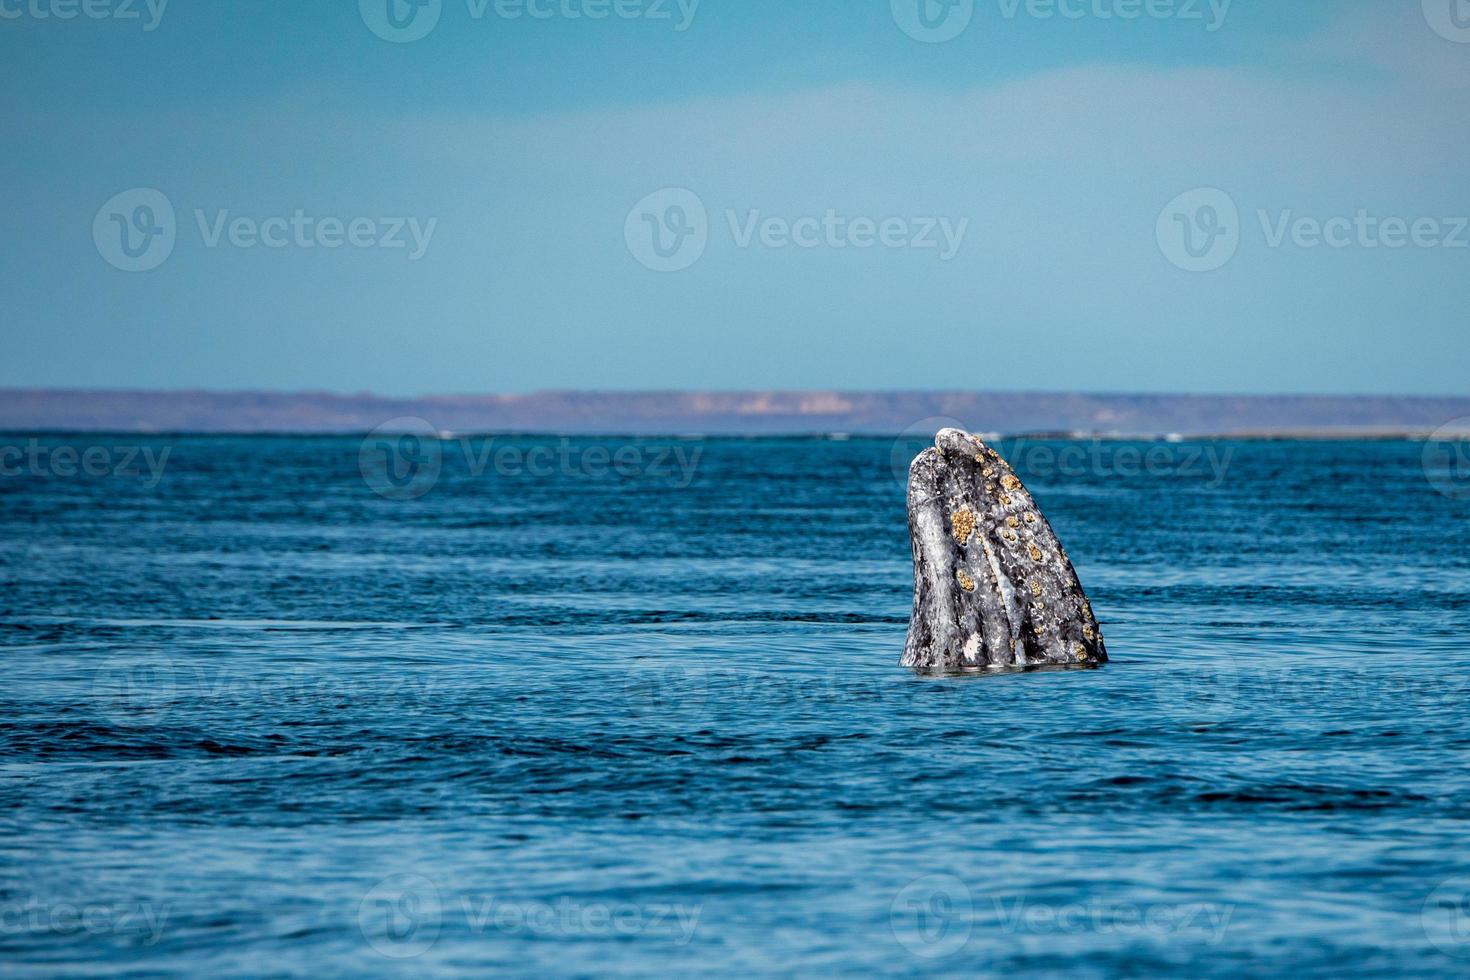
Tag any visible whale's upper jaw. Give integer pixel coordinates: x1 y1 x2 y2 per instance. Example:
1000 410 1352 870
902 429 1106 673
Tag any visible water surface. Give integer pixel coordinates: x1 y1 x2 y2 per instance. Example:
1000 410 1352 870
2 435 1468 977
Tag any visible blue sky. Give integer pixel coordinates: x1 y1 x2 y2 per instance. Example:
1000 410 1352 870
2 0 1467 396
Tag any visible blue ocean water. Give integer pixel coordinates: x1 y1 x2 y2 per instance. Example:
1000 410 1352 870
3 434 1470 977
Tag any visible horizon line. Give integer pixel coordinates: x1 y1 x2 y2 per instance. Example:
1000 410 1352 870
6 386 1470 402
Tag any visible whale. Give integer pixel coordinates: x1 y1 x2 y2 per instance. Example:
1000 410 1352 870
902 428 1106 672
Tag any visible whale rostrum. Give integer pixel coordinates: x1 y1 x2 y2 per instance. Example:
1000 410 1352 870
902 428 1106 672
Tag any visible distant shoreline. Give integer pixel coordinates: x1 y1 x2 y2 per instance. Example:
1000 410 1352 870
0 429 1458 442
2 388 1467 438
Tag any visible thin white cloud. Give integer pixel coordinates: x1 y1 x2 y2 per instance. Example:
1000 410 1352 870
359 10 1467 191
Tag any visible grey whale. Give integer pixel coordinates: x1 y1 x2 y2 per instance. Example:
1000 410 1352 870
902 428 1107 672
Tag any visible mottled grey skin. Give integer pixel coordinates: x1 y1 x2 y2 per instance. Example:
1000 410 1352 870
902 428 1106 672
